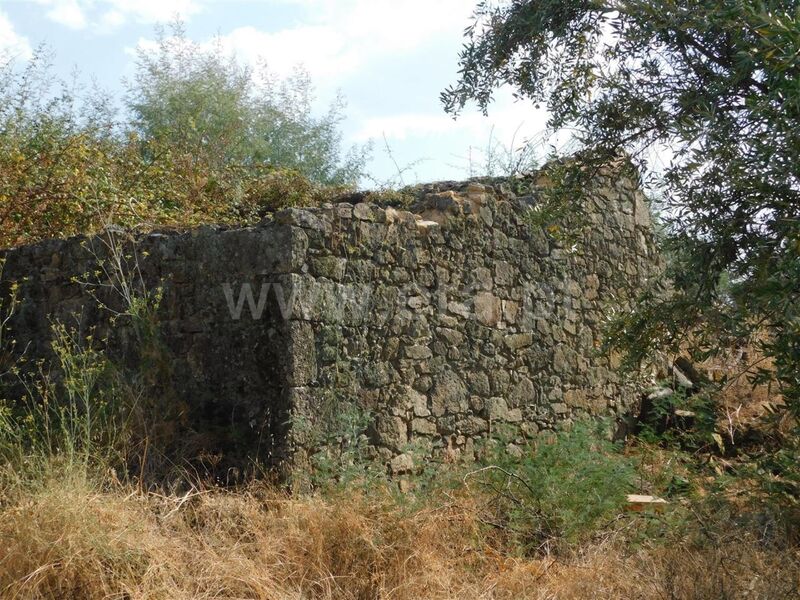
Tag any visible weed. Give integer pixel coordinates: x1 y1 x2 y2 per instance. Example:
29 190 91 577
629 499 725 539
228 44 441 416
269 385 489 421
0 320 129 487
466 420 637 553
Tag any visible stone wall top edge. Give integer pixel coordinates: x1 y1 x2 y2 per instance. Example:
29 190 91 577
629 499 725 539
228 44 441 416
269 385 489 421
0 162 649 257
270 182 526 232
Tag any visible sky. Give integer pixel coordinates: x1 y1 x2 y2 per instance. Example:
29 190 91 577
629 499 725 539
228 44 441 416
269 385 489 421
0 0 561 184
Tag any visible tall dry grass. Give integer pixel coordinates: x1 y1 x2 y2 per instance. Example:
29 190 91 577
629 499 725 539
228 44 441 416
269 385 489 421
1 468 797 600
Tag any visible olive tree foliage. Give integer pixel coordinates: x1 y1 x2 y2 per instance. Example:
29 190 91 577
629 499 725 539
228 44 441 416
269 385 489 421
127 23 367 185
443 1 800 408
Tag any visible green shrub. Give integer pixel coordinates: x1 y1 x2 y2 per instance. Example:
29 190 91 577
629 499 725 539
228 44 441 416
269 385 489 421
469 420 636 552
637 384 721 453
0 322 129 481
0 26 368 249
0 239 175 485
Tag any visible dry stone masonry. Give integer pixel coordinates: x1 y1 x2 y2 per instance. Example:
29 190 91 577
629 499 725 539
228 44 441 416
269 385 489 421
0 160 662 480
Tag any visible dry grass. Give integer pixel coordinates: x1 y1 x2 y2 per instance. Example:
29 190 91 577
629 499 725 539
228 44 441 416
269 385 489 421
1 470 798 600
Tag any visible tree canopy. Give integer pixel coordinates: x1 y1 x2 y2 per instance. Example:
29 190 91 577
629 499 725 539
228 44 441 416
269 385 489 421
0 25 367 247
128 23 366 185
444 1 800 407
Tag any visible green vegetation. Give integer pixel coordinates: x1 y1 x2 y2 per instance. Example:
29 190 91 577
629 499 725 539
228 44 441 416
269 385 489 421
1 3 799 597
0 23 368 248
0 234 200 488
128 23 367 186
469 422 637 551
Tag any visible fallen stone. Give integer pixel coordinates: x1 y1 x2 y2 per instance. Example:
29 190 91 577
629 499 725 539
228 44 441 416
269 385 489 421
626 494 668 513
390 453 414 474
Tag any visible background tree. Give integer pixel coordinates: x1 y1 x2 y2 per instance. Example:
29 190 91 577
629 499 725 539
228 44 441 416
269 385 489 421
0 24 367 247
443 1 800 409
127 22 367 185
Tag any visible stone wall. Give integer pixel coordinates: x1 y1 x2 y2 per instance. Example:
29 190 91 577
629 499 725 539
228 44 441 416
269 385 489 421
0 161 661 479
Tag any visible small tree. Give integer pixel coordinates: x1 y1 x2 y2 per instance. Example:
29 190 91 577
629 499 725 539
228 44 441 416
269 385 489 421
127 28 251 171
127 22 367 185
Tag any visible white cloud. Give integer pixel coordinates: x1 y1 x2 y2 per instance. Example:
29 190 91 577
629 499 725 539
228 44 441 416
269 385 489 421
354 91 550 145
35 0 203 31
131 0 474 85
354 113 477 142
99 10 126 29
105 0 202 24
45 0 87 30
0 10 32 60
215 25 359 82
326 0 475 55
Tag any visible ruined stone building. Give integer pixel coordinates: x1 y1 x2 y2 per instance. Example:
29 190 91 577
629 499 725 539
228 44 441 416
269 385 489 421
0 161 661 479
